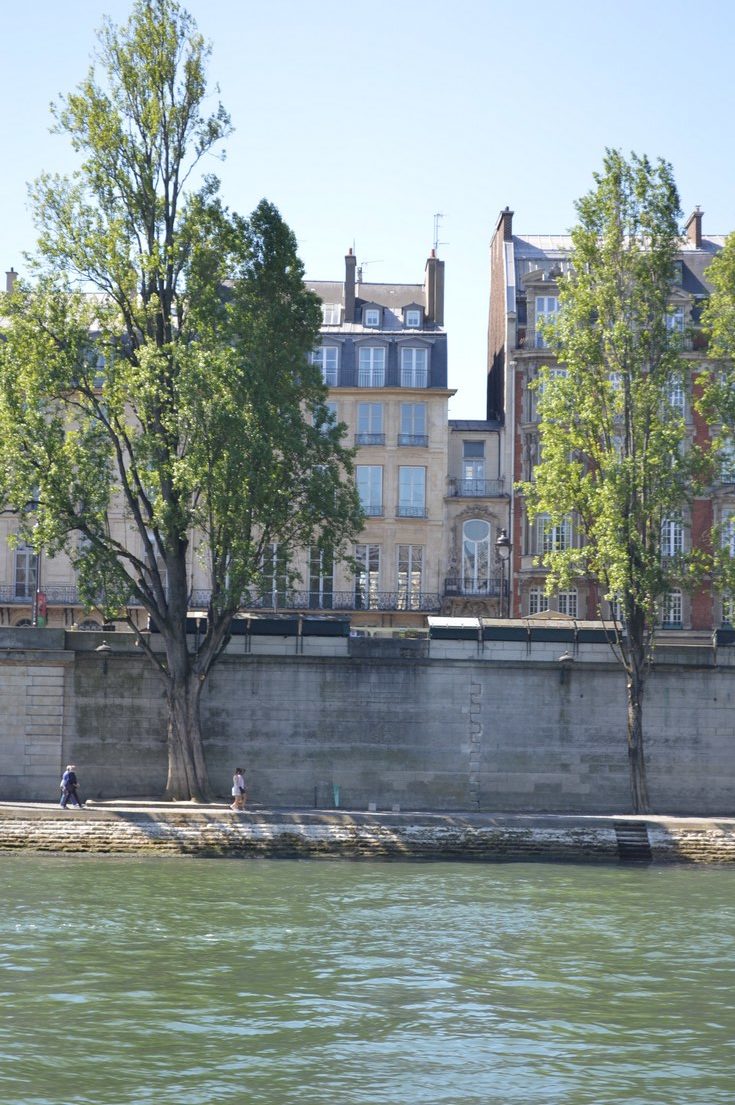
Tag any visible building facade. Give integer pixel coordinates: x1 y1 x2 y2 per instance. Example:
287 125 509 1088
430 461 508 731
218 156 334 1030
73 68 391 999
487 206 729 631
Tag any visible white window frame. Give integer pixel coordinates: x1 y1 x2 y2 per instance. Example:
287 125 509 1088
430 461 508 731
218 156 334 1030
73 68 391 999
398 466 427 517
528 587 550 615
364 308 381 328
661 518 684 558
321 303 341 325
537 513 571 554
535 295 559 348
400 347 428 388
309 346 338 386
355 543 381 607
557 589 578 618
356 465 383 515
358 346 385 388
356 402 384 445
397 544 423 610
14 542 38 600
404 309 421 328
399 402 428 446
461 518 492 593
662 589 682 628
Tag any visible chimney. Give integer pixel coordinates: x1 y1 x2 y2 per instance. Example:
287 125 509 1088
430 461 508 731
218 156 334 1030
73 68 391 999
424 249 445 326
344 249 356 323
497 206 514 242
685 207 703 249
5 268 17 293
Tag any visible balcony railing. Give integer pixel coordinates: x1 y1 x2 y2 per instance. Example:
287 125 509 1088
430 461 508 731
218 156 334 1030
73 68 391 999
398 434 428 447
448 478 505 498
245 590 442 613
362 504 384 517
444 576 504 597
517 327 707 353
396 504 428 518
355 433 385 446
0 584 83 606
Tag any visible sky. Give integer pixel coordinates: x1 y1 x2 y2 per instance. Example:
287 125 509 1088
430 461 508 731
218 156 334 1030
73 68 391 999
2 0 735 417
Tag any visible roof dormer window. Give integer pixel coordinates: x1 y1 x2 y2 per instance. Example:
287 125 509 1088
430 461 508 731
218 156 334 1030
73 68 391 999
364 307 381 328
404 308 422 328
321 304 341 325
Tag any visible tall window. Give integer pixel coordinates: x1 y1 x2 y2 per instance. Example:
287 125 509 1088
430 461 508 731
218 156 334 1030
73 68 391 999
462 518 491 593
260 544 288 609
398 467 426 517
536 513 571 553
661 518 683 558
528 587 550 615
356 402 384 445
535 295 559 347
309 346 338 386
557 589 578 618
462 440 485 493
14 543 38 600
720 442 735 484
399 402 427 446
309 547 333 610
321 304 341 325
662 589 682 628
397 545 423 610
667 378 686 416
400 347 428 387
722 593 735 625
355 544 380 608
358 347 385 387
356 465 383 515
666 306 684 334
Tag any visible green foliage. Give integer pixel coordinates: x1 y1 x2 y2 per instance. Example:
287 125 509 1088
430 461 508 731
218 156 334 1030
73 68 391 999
0 0 363 665
520 150 708 649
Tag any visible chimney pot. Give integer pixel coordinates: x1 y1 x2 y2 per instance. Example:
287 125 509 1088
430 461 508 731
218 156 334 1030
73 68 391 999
685 207 703 249
5 268 17 293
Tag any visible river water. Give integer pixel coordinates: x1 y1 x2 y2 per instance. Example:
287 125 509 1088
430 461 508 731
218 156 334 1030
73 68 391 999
1 855 733 1105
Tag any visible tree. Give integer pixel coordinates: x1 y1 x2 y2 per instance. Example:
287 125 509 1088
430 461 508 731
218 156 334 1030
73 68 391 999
519 150 708 813
0 0 363 801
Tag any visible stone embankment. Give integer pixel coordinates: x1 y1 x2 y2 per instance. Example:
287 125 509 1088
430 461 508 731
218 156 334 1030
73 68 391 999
1 803 734 863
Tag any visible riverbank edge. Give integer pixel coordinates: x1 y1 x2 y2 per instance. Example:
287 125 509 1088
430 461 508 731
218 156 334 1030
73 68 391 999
1 803 734 863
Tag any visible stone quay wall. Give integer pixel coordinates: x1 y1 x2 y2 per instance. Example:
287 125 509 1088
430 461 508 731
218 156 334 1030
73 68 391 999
0 627 734 816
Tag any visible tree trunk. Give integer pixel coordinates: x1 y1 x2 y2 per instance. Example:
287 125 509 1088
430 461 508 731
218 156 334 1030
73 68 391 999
626 665 650 814
164 669 212 801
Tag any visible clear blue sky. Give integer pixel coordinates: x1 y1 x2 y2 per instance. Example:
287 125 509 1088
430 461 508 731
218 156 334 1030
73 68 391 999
2 0 735 416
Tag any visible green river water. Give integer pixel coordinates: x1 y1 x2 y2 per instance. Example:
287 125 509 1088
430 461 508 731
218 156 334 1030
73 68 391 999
0 854 733 1105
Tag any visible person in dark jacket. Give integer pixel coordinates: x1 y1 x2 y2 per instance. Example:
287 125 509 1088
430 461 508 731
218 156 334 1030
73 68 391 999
59 764 83 808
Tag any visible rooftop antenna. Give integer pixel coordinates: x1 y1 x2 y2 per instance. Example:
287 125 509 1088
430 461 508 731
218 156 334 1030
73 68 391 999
356 260 382 283
433 212 448 254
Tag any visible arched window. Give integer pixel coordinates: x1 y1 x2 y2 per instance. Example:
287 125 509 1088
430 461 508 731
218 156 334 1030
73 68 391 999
462 519 491 593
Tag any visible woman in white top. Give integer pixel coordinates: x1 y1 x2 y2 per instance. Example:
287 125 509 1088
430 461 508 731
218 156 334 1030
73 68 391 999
230 767 246 810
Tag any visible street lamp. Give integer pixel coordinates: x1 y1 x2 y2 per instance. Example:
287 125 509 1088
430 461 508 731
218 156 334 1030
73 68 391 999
495 528 512 618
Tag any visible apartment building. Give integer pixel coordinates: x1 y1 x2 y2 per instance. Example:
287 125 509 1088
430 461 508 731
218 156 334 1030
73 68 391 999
487 206 729 629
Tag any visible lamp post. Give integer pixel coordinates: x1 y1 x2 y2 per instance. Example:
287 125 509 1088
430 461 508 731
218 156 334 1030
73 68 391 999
495 528 512 618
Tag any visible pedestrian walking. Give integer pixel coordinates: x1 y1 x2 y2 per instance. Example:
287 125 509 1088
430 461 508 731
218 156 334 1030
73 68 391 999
59 764 83 809
230 767 246 810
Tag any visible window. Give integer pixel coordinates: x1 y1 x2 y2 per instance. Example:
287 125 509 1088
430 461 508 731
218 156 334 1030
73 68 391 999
462 440 486 493
400 347 428 388
536 513 571 553
309 547 333 609
667 378 686 416
720 442 735 484
356 465 383 515
667 307 684 334
397 545 423 610
661 518 683 558
557 589 578 618
404 308 421 328
398 466 426 517
260 543 288 609
662 589 682 628
722 593 735 625
321 303 341 325
309 346 338 386
356 402 384 445
358 347 385 387
399 402 428 446
355 544 380 608
528 587 550 615
462 518 491 593
364 307 381 328
722 513 735 556
535 296 559 347
14 543 38 600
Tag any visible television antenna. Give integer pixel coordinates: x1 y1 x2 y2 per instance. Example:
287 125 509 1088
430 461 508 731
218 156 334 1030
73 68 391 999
433 212 448 253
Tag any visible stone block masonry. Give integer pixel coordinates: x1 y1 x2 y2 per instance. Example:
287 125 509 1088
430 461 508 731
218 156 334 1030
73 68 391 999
1 629 735 815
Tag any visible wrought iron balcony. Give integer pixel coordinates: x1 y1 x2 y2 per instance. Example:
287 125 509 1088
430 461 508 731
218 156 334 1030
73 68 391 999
448 478 505 498
242 589 442 613
444 576 504 597
396 504 428 518
355 433 385 446
0 584 83 606
397 434 428 447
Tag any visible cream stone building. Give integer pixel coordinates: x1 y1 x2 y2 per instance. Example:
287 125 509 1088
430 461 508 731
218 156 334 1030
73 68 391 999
0 257 511 632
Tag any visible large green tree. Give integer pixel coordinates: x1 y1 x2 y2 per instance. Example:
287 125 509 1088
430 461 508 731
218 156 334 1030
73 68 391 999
0 0 362 800
520 150 707 813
